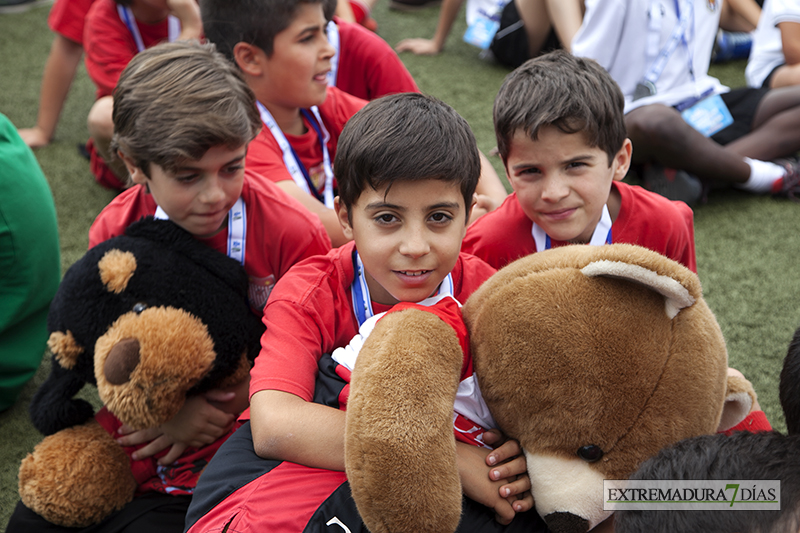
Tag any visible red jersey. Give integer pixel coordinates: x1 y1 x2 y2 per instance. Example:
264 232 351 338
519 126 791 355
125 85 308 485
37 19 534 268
333 18 419 101
246 86 366 197
248 241 496 403
83 0 172 99
463 181 697 273
48 0 96 44
88 170 332 312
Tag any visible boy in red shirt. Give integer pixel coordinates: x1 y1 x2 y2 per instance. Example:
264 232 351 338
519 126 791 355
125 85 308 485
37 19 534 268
201 0 508 247
463 50 698 273
84 0 202 190
184 93 543 533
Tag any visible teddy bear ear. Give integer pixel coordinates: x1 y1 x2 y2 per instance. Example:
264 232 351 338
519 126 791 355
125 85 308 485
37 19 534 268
98 249 137 294
581 260 696 319
47 331 84 370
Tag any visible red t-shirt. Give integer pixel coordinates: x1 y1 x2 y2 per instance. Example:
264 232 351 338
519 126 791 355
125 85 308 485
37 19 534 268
333 18 419 101
48 0 96 44
83 0 172 99
88 169 332 312
248 241 496 404
246 86 366 198
463 181 697 273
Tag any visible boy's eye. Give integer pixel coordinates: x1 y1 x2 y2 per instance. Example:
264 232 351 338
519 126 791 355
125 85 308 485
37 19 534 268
429 212 453 223
175 174 199 183
375 213 398 224
223 165 244 176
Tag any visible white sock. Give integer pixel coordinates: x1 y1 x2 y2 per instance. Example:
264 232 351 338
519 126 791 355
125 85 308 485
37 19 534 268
740 158 785 193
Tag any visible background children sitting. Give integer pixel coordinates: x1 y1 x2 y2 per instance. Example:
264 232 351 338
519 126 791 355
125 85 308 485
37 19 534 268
463 51 697 273
185 93 541 533
88 40 331 490
746 0 800 89
573 0 800 203
201 0 507 247
83 0 202 190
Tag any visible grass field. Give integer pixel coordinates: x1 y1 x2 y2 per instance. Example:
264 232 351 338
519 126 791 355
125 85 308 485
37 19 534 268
2 1 800 528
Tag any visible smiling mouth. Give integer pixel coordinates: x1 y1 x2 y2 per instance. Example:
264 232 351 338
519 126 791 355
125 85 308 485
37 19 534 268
397 270 431 277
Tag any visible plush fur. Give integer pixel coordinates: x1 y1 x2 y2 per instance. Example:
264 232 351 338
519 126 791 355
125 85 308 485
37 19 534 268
345 244 753 533
18 218 265 527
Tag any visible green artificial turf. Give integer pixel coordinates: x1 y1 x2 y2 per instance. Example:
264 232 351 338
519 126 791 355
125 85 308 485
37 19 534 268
2 1 800 528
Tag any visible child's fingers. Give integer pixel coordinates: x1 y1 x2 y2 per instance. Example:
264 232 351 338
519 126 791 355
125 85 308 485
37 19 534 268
116 426 162 446
486 438 522 467
492 499 516 526
130 434 173 461
490 454 528 482
157 443 189 465
509 490 534 513
499 474 532 499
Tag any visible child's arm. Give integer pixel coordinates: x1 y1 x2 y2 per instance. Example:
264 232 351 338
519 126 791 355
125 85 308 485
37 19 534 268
276 181 349 247
471 151 508 224
394 0 466 55
18 34 84 148
250 389 347 470
780 21 800 66
167 0 203 41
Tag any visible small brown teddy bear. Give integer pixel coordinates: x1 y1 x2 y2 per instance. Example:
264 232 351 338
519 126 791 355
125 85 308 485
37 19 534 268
345 243 755 533
17 218 264 528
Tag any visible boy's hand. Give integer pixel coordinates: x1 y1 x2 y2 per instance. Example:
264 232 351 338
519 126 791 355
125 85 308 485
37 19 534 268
116 393 236 464
167 0 202 40
456 439 533 525
395 38 443 55
483 430 534 509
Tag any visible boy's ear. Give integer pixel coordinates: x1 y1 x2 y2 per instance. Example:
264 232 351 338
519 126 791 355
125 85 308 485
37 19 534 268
233 42 265 77
334 197 354 240
612 138 633 181
116 150 147 186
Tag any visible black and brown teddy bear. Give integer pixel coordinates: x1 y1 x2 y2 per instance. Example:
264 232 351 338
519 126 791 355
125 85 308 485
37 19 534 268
17 218 265 528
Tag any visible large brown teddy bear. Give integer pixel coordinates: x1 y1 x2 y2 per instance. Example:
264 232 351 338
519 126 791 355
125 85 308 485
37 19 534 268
345 243 755 533
17 218 265 528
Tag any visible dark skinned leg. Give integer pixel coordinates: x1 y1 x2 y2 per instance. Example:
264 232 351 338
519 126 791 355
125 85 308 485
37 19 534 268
725 86 800 160
625 104 750 184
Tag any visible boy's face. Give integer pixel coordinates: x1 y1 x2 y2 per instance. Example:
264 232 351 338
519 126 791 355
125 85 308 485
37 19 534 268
505 126 631 244
123 145 247 238
336 180 470 306
259 3 335 111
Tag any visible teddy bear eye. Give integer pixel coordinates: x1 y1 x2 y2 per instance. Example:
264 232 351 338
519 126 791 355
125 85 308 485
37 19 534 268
577 445 604 463
133 302 147 314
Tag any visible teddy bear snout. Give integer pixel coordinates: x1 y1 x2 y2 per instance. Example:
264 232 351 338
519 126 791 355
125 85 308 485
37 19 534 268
103 338 141 385
543 512 589 533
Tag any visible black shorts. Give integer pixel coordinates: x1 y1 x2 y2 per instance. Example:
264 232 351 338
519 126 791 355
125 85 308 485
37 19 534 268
489 0 560 69
761 63 784 88
710 87 770 145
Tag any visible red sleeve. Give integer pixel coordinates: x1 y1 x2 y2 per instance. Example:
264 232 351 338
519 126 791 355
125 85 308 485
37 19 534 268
452 252 496 301
334 19 419 100
88 185 157 248
249 243 359 402
245 129 296 184
48 0 97 44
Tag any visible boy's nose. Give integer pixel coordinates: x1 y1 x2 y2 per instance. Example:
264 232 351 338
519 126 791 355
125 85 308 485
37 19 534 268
201 177 226 204
320 36 336 59
399 229 431 257
540 175 569 202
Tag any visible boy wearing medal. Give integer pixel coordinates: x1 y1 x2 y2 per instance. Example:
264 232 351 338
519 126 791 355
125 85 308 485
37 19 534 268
184 93 542 533
572 0 800 203
200 0 509 247
463 51 697 273
83 0 203 190
83 40 330 483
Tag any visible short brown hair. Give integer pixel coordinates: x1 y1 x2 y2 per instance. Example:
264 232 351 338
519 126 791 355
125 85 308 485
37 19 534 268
335 93 480 222
111 41 261 183
200 0 326 60
493 50 626 166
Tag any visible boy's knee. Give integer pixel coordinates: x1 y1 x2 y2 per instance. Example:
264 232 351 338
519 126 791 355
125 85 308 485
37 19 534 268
87 96 115 140
625 104 685 145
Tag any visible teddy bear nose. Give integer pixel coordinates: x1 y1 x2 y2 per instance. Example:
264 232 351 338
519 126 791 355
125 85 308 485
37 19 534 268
544 512 589 533
104 338 141 385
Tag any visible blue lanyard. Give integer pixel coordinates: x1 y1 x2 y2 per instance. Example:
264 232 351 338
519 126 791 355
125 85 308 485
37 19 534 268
117 5 179 53
326 20 340 88
287 109 328 204
642 0 695 86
